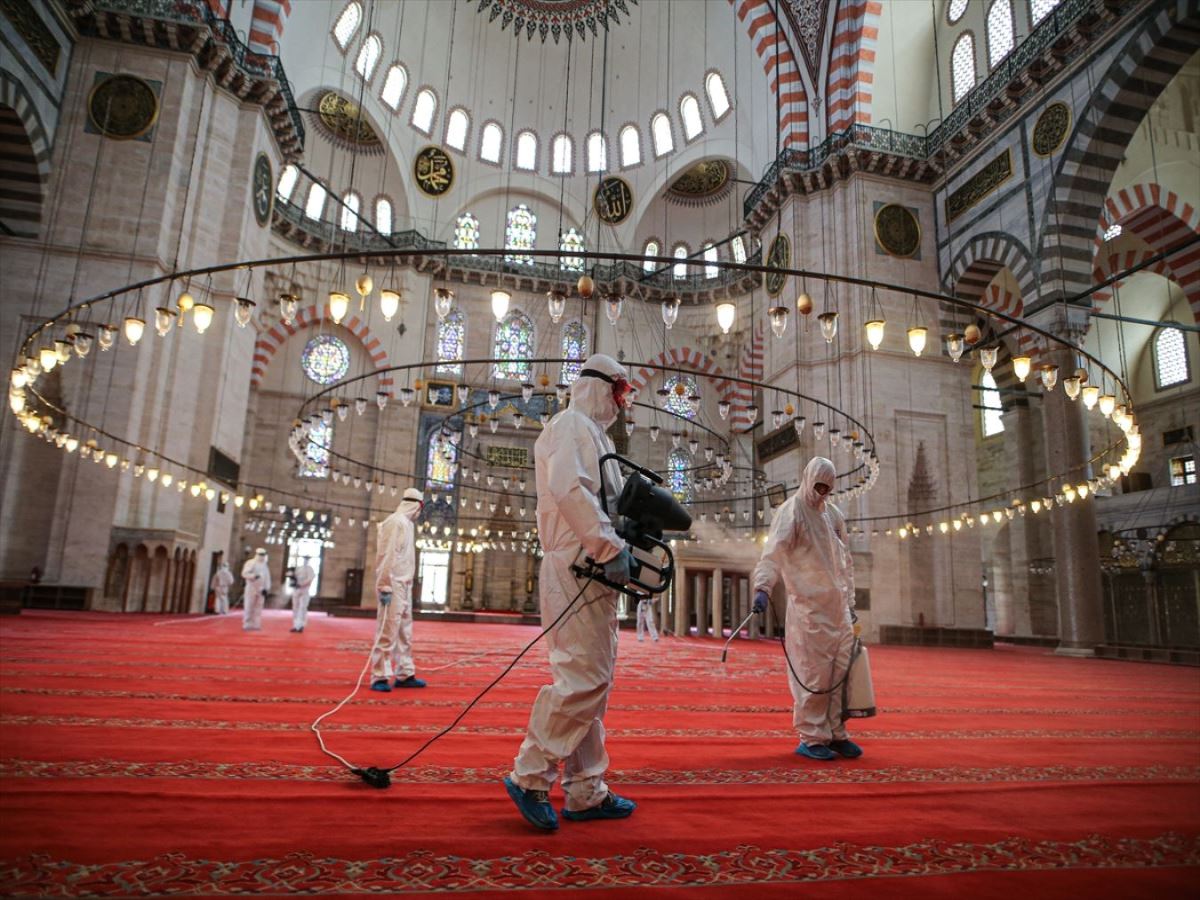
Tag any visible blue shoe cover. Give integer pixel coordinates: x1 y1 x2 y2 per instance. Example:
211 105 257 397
795 742 837 761
562 792 637 821
829 739 863 759
394 675 427 688
503 776 558 831
370 679 392 692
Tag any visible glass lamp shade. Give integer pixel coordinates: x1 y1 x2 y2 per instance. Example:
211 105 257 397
687 393 702 415
1081 385 1100 409
1011 356 1032 382
793 416 806 436
234 298 255 328
279 293 299 324
488 389 500 409
434 288 454 320
704 446 714 462
717 400 730 420
456 384 470 405
907 326 927 357
54 340 72 362
123 317 146 345
818 311 838 343
336 404 349 422
648 425 660 442
671 431 681 449
491 289 511 321
1098 394 1116 417
489 417 499 433
154 308 175 337
864 320 885 350
74 333 94 357
1039 365 1058 392
624 420 635 436
745 405 759 425
98 326 117 351
400 387 416 406
39 347 58 371
687 437 699 455
379 289 401 322
354 397 368 415
979 345 998 372
512 412 524 429
521 383 535 402
547 291 567 323
715 302 736 334
1063 375 1081 400
10 368 26 389
661 297 680 329
555 383 569 403
813 421 826 440
768 306 789 338
328 291 350 324
771 410 785 428
192 304 215 334
945 332 965 362
829 428 842 447
605 294 623 325
376 391 389 410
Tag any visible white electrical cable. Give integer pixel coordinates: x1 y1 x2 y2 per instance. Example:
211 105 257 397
310 608 390 770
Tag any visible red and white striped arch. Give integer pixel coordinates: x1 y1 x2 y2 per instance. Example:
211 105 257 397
249 302 394 391
1095 183 1200 309
1093 249 1200 324
729 0 810 149
826 0 882 132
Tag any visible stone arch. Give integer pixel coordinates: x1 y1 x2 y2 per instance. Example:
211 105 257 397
1037 0 1200 302
629 346 737 411
826 0 883 132
0 68 51 238
1095 182 1200 306
728 0 810 148
249 302 394 390
944 231 1038 302
1093 249 1200 325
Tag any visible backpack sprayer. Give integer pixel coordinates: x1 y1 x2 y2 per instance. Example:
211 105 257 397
570 453 693 597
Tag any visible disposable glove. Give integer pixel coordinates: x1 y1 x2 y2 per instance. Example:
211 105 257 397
601 548 634 585
379 591 392 608
753 590 770 614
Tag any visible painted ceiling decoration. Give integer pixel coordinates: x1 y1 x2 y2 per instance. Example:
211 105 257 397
782 0 831 86
665 159 734 207
466 0 639 43
312 91 382 154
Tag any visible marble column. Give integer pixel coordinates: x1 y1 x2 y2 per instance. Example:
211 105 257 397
711 568 724 638
673 564 689 636
695 572 708 637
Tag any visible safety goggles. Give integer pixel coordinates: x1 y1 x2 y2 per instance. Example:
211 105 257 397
580 368 634 408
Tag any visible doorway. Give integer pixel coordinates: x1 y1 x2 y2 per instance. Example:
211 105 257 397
419 550 450 608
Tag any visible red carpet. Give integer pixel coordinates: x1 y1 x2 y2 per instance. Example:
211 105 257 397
0 609 1197 897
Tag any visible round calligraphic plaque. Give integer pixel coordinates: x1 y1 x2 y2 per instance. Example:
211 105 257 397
88 74 159 140
764 234 790 297
414 146 454 197
593 176 634 225
873 204 921 258
1032 101 1071 157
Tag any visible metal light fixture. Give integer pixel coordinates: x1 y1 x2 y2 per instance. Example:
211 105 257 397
279 293 298 324
818 311 838 343
1081 385 1100 409
328 291 350 324
768 305 790 338
434 287 454 319
154 307 176 336
715 301 736 334
491 289 511 321
124 317 146 345
547 290 566 323
234 297 255 328
717 399 730 420
98 325 117 351
1063 375 1081 400
662 297 680 329
1039 365 1058 392
979 345 998 372
907 326 927 357
1012 355 1032 383
605 294 623 325
192 304 214 334
379 288 401 322
945 332 965 362
864 319 886 351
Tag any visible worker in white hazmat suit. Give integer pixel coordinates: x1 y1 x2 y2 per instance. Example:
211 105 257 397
241 548 271 632
210 561 234 615
636 597 658 642
370 488 426 691
290 560 315 633
504 353 638 832
752 456 863 761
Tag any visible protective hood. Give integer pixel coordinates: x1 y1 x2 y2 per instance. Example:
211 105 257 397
571 353 626 428
802 457 837 509
792 456 850 595
398 486 424 521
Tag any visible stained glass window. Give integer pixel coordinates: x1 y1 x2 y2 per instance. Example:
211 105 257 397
663 374 698 419
559 228 584 271
681 95 703 140
667 448 693 502
651 113 674 157
986 0 1014 67
300 419 332 478
277 164 299 201
333 2 362 49
706 72 731 120
493 310 534 381
951 33 976 104
587 131 607 172
436 309 465 376
1155 327 1189 389
620 125 641 167
980 369 1004 436
560 320 589 385
381 64 407 110
454 213 480 250
426 429 457 492
505 205 536 266
301 335 350 385
643 240 660 273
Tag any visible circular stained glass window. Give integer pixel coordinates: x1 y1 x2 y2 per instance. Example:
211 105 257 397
301 335 350 385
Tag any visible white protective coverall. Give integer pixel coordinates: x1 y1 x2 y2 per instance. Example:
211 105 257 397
241 550 271 631
371 490 422 681
636 598 658 642
752 457 856 745
291 563 315 631
210 563 234 615
511 353 628 813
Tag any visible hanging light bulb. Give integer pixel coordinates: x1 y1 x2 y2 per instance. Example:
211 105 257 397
818 311 838 343
39 347 57 372
555 383 569 403
328 291 350 324
489 417 499 433
1011 355 1032 383
376 391 389 410
491 289 511 321
355 272 374 298
279 293 298 324
521 383 534 402
546 290 567 323
793 416 807 436
745 405 759 425
234 298 255 328
813 420 826 439
379 288 401 322
188 302 214 334
979 345 998 372
605 294 623 325
1098 393 1116 417
688 436 699 455
154 307 175 336
73 333 94 358
671 431 681 449
1039 365 1058 392
487 389 500 409
400 386 415 406
1081 385 1100 409
662 297 680 329
864 319 885 350
715 301 736 334
1063 375 1081 400
718 399 730 420
945 332 965 362
768 305 789 338
649 424 660 442
123 317 146 346
829 428 842 447
98 325 117 351
771 409 785 429
907 326 927 357
354 397 368 416
434 287 454 320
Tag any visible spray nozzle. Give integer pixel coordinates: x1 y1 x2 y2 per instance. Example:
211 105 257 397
354 766 392 789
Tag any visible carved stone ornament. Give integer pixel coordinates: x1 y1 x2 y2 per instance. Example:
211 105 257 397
873 204 921 258
87 74 159 140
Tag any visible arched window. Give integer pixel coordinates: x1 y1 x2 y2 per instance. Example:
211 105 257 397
680 94 704 141
480 122 503 163
551 134 573 174
515 130 538 171
651 113 674 157
276 164 299 201
731 235 747 264
380 64 407 110
1154 327 1190 389
339 191 361 231
672 243 689 280
620 125 641 167
559 228 584 271
493 310 534 381
586 131 607 172
504 204 536 265
947 0 969 23
411 89 437 134
426 428 457 492
667 448 693 501
643 239 660 273
436 309 465 376
705 71 731 120
333 1 362 49
355 34 382 81
703 242 719 279
304 182 327 220
560 320 589 384
980 369 1004 437
663 373 699 419
374 196 392 235
1030 0 1061 24
453 212 480 250
445 108 470 151
951 33 976 104
986 0 1014 67
301 418 332 478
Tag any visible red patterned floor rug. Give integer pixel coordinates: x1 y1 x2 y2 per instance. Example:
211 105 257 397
1 610 1197 897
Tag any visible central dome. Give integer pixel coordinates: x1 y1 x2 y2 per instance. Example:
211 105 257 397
469 0 638 42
